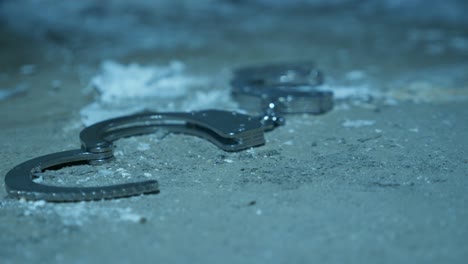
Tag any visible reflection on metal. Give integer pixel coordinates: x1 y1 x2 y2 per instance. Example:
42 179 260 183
5 61 333 202
231 62 333 115
5 110 265 202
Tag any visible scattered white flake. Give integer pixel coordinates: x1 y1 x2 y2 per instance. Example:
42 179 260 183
20 201 147 226
247 148 256 154
322 74 468 109
76 177 91 184
98 169 113 176
342 119 376 128
33 176 44 183
387 81 468 103
30 200 47 208
409 128 419 133
137 143 150 151
79 60 217 126
51 203 89 226
116 168 125 172
118 207 146 223
224 159 234 163
180 89 234 111
80 101 146 126
322 75 468 107
20 64 36 75
283 140 294 145
375 129 383 133
143 172 152 177
321 84 382 101
90 60 192 102
256 209 262 215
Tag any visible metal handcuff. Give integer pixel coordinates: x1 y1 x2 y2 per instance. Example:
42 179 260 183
4 62 333 202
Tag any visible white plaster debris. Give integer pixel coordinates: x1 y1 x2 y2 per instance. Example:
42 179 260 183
324 81 468 110
137 143 151 151
224 159 234 163
388 81 468 103
180 89 233 111
110 167 131 178
76 177 91 184
121 172 131 177
98 169 113 176
118 208 146 223
32 175 45 183
342 119 376 128
80 101 146 126
321 84 383 102
20 200 147 226
79 60 228 126
90 60 191 103
247 148 256 154
23 200 47 212
114 150 124 156
80 60 468 128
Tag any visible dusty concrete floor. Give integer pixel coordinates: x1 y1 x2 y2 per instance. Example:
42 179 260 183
1 3 468 263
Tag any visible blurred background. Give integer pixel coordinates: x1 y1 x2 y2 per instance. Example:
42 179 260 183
1 1 468 263
1 0 467 116
1 0 467 62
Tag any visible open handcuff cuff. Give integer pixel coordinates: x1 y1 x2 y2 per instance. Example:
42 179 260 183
4 62 333 202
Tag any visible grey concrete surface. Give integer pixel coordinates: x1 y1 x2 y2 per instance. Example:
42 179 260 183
0 1 467 263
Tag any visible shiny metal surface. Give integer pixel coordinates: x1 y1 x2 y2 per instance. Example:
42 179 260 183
4 110 266 201
231 62 333 115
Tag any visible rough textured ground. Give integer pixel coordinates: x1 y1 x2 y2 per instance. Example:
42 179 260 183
0 1 467 263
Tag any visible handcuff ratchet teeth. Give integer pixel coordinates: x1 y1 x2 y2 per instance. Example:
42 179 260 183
231 62 333 115
5 110 265 202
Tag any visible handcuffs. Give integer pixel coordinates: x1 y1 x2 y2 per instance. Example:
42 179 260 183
4 62 333 202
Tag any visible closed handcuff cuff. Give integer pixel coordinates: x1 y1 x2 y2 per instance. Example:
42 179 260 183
4 62 333 202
